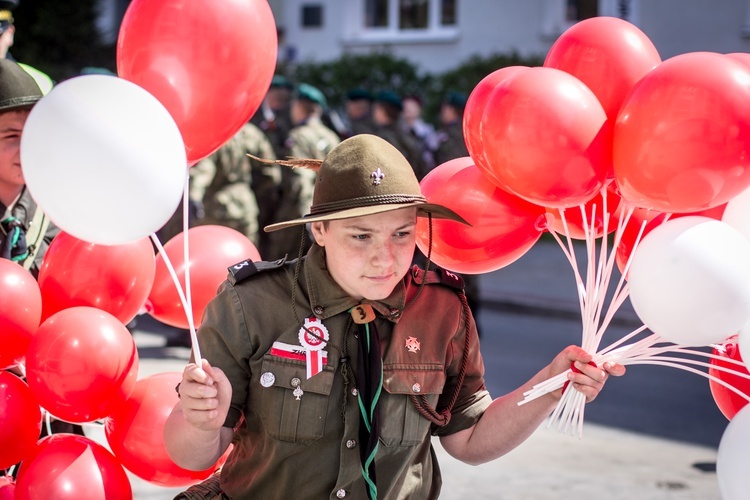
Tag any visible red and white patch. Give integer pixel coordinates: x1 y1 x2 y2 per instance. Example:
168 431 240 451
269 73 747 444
298 317 330 379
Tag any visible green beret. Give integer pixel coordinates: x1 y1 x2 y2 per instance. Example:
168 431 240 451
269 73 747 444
270 75 294 89
295 83 327 108
374 90 402 111
0 59 42 113
346 88 373 101
80 66 116 76
443 91 468 109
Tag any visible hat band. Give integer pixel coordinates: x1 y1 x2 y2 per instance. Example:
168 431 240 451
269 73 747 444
309 194 427 216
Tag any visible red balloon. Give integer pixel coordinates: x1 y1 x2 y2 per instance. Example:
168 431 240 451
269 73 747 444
709 339 750 420
38 232 155 324
0 477 14 500
117 0 277 164
613 52 750 213
544 16 661 122
25 307 139 423
612 205 668 275
146 225 261 329
14 434 132 500
105 372 223 487
0 260 41 370
0 372 42 470
416 157 545 274
545 184 621 239
464 66 528 172
481 67 611 208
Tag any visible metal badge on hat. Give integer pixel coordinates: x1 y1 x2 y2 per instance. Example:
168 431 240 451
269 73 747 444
299 317 330 379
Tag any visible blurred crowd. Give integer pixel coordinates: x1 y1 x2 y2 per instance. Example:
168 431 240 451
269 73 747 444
156 77 482 333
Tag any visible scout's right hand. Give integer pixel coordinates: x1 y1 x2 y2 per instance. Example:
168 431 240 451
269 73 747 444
178 358 232 432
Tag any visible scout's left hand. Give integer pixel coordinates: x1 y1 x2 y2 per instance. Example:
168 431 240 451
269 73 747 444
551 345 626 403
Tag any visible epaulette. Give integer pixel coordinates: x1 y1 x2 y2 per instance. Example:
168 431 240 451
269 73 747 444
228 256 287 284
411 265 464 291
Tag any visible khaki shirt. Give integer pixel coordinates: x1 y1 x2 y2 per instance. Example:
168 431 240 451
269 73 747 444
198 244 491 500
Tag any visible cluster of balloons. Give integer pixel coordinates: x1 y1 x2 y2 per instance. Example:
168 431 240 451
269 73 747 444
1 0 276 496
417 16 750 497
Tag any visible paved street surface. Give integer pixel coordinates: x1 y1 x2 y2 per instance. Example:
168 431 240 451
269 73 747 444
113 237 724 499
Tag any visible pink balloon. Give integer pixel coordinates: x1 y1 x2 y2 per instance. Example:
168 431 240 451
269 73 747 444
146 225 261 329
463 66 528 173
38 232 155 324
544 16 661 122
0 260 41 370
0 372 42 470
15 434 132 500
416 157 545 273
480 67 611 208
117 0 277 164
614 52 750 212
25 307 139 423
105 372 224 487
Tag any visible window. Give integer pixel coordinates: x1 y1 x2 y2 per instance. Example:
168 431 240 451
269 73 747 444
566 0 598 21
302 4 323 28
362 0 457 31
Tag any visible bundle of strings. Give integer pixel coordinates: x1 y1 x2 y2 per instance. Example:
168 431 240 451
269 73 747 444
353 306 383 500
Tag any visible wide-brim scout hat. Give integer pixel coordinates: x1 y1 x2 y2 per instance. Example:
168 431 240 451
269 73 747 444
264 134 469 232
0 59 43 112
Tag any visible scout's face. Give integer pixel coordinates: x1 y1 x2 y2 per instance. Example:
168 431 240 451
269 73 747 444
311 207 418 301
0 109 29 190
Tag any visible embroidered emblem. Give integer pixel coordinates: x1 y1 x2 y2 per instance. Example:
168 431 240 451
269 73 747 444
405 336 421 353
371 168 385 185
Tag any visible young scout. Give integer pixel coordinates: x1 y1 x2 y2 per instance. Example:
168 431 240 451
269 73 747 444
164 134 624 500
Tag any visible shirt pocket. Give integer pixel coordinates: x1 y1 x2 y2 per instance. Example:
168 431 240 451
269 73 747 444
258 355 335 444
380 364 446 447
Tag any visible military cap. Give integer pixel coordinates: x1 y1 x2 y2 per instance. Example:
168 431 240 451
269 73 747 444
270 74 294 89
374 90 403 111
265 134 467 232
80 66 116 76
295 83 327 108
443 91 468 110
0 59 42 112
346 88 373 101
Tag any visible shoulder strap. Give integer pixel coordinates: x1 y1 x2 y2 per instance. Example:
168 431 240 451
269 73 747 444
20 206 50 270
227 256 288 284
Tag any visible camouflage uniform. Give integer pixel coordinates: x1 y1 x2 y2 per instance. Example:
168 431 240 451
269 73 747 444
190 123 277 248
265 117 341 260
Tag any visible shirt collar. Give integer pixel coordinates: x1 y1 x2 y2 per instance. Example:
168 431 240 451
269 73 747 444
304 243 406 323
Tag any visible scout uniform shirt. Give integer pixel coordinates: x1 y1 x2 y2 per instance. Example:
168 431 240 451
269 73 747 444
197 244 492 499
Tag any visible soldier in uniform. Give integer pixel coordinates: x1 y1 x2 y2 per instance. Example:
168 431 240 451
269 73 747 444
264 83 340 261
372 90 429 181
0 57 57 278
250 75 294 161
434 91 469 167
190 122 277 249
166 134 624 500
344 88 375 138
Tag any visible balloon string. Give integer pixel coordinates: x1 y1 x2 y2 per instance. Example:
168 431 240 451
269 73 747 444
150 232 202 365
181 170 196 351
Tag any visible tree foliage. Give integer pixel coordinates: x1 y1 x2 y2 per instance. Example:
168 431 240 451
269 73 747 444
12 0 115 82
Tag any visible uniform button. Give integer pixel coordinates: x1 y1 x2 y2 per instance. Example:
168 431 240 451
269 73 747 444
346 439 357 449
290 377 301 388
351 388 358 396
336 489 346 498
314 305 324 315
260 372 275 388
412 383 421 393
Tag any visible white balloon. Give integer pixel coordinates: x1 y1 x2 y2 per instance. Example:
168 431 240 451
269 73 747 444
718 404 750 499
21 75 186 245
724 185 750 243
628 216 750 346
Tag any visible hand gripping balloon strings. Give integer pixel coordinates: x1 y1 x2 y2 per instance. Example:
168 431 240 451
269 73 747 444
518 186 750 437
149 169 202 365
